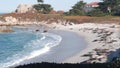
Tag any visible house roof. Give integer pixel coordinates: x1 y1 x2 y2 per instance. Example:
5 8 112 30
85 2 99 6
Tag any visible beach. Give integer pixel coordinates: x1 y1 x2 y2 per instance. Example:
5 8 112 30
49 23 120 63
0 19 120 68
10 29 86 67
4 22 119 68
1 0 120 67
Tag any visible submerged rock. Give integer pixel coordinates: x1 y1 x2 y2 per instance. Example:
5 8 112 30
0 26 14 33
43 30 47 33
0 29 14 32
36 29 39 32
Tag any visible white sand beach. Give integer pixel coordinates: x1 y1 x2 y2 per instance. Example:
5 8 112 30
49 23 120 63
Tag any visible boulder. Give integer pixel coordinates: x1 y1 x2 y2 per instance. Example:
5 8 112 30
15 4 36 13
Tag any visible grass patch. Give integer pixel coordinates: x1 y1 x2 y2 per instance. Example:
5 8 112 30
1 13 120 24
63 16 120 24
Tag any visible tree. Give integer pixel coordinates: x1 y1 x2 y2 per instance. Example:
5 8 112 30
37 0 43 4
99 0 120 15
34 4 53 14
87 9 105 17
34 0 52 14
67 1 86 16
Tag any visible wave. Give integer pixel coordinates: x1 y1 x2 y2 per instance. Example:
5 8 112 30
0 32 62 68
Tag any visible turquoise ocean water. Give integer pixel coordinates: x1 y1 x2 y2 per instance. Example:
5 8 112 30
0 28 62 68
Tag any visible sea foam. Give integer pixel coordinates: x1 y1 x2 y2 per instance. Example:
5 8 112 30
0 32 62 68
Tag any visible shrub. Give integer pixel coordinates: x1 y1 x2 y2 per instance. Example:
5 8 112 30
33 4 53 14
87 9 106 17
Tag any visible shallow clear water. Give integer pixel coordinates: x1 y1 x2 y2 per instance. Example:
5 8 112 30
0 32 37 63
0 28 62 68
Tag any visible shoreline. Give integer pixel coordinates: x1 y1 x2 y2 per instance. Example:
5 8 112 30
20 22 120 64
1 22 120 67
51 23 120 63
11 29 86 67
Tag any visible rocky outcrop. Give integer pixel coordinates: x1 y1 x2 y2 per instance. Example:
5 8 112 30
5 16 17 23
0 26 13 32
15 4 36 13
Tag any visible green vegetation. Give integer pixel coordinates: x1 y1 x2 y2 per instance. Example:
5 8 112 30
64 1 86 16
99 0 120 16
34 0 120 16
88 0 120 16
34 0 52 14
87 9 106 17
64 0 120 17
37 0 43 4
34 4 52 14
